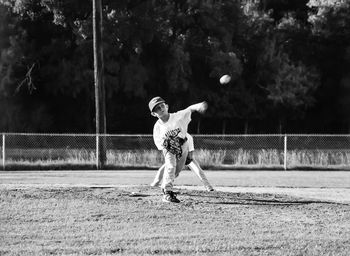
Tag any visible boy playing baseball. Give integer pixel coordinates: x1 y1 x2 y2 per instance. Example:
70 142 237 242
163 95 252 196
150 133 214 192
149 96 208 203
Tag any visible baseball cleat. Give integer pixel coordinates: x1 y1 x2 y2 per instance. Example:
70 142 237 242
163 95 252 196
162 191 180 203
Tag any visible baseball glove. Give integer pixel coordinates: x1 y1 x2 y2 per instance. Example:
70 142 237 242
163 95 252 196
162 130 186 159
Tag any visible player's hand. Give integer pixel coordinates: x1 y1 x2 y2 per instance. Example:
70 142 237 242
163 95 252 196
197 101 208 114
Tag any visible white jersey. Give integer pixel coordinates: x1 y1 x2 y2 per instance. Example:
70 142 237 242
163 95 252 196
153 109 192 150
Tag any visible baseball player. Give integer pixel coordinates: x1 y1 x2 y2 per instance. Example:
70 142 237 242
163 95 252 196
149 96 208 203
150 133 214 191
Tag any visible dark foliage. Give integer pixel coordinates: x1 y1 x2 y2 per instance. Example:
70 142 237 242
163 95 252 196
0 0 349 134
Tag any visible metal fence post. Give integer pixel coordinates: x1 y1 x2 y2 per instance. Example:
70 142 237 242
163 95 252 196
2 133 5 170
284 135 287 171
96 134 99 170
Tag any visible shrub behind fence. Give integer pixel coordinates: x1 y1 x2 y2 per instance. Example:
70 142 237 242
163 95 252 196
1 133 350 170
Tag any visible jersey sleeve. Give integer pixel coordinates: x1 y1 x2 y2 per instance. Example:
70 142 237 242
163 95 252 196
176 108 192 128
153 122 164 150
183 108 192 125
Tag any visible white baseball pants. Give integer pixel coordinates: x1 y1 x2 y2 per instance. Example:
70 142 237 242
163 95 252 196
161 141 189 192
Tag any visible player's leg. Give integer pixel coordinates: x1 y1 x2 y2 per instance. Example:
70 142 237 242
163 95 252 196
188 158 214 191
185 151 193 165
150 164 165 187
175 141 189 178
161 151 180 203
185 135 214 191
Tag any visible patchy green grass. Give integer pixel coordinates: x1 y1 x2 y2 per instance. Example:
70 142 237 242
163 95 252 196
1 187 349 255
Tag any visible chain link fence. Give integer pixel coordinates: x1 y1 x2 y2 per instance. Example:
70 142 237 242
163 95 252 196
286 135 350 169
1 133 350 170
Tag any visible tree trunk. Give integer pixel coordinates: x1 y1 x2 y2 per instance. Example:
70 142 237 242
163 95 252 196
244 121 249 134
278 119 283 134
84 89 93 133
222 119 226 135
196 119 201 134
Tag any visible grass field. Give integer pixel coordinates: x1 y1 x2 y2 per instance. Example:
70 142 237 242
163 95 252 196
1 185 350 256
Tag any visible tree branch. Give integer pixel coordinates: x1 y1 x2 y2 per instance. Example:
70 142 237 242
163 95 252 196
15 63 37 95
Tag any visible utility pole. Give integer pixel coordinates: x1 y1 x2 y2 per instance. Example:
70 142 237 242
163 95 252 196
93 0 106 169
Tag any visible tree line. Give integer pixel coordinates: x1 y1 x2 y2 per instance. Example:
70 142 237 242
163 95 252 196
0 0 349 134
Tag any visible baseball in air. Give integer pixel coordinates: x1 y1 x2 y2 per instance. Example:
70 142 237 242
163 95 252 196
219 74 231 84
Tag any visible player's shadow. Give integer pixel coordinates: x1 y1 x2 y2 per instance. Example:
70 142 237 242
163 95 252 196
209 200 319 206
181 191 323 206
